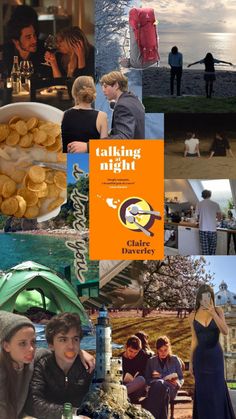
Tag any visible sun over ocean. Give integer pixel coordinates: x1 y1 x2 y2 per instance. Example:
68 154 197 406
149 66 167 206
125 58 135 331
157 31 236 70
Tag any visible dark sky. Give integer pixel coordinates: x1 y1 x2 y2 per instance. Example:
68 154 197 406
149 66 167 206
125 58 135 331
165 113 236 139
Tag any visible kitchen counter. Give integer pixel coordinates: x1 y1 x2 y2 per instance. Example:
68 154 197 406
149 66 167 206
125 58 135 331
164 222 234 255
217 227 236 234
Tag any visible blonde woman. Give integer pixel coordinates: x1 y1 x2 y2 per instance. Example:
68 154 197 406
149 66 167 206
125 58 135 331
189 285 235 419
61 76 108 153
45 26 94 78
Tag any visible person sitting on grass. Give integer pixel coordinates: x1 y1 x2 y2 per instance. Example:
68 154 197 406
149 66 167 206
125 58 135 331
184 132 201 157
144 336 184 419
121 335 149 403
135 331 155 358
28 312 94 419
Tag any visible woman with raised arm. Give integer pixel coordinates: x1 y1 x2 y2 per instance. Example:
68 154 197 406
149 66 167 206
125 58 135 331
189 284 235 419
188 52 233 98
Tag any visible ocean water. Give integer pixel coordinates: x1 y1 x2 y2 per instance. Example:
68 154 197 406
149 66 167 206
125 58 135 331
158 31 236 70
35 324 123 351
0 233 98 287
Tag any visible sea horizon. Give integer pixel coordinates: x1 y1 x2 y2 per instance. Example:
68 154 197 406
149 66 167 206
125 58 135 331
157 31 236 70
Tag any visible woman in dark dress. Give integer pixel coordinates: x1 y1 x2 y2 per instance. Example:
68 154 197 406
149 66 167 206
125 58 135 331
189 285 235 419
187 53 232 98
209 132 234 158
61 75 108 153
45 26 94 78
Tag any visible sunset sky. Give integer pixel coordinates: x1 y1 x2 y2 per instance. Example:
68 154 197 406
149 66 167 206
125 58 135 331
143 0 236 32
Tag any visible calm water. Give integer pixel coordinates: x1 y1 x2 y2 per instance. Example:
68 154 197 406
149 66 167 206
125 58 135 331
0 233 98 287
35 324 123 351
158 32 236 70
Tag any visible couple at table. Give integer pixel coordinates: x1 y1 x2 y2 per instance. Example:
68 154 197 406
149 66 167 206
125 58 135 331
61 71 145 153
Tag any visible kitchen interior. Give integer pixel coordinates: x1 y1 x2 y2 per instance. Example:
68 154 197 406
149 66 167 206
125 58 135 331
165 179 236 255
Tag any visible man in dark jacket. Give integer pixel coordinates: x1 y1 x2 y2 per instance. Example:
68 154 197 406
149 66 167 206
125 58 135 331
3 14 50 78
100 71 145 139
121 335 148 403
28 313 93 419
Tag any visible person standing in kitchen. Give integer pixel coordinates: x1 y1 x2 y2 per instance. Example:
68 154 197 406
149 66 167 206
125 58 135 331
195 189 222 255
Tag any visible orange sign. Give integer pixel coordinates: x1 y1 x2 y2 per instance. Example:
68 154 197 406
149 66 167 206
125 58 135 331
89 140 164 260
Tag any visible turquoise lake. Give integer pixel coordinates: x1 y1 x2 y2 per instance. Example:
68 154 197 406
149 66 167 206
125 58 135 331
0 232 98 288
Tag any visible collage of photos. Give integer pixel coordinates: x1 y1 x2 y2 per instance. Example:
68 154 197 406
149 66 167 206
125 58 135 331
0 1 235 419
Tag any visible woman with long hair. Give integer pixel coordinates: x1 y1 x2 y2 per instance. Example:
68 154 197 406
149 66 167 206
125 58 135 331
0 311 37 419
187 52 232 98
144 335 184 419
61 75 108 153
189 285 235 419
135 331 154 357
45 26 94 78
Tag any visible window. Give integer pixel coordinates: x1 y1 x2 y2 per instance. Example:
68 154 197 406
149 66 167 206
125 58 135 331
201 180 232 211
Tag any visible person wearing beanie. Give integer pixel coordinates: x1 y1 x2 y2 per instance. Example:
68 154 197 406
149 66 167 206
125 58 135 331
0 310 38 419
0 310 95 419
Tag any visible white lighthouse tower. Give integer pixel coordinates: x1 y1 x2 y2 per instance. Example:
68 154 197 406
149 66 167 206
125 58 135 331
94 305 112 382
92 306 128 405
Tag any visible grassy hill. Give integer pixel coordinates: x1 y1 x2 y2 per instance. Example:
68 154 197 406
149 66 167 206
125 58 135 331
143 96 236 113
92 312 195 393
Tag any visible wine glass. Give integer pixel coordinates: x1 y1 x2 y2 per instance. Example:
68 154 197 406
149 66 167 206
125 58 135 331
42 35 58 66
20 60 34 78
19 60 34 91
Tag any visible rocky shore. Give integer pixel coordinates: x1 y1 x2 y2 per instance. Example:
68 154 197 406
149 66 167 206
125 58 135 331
1 227 89 241
143 67 236 98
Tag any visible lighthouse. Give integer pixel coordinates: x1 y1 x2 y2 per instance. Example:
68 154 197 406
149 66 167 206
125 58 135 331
92 306 128 406
94 305 112 382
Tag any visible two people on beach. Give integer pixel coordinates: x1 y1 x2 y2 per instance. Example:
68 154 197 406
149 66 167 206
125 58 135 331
184 132 234 158
61 70 145 153
169 47 233 98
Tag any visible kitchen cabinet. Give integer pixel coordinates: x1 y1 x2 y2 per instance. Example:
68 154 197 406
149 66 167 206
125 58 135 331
178 225 200 255
216 230 228 255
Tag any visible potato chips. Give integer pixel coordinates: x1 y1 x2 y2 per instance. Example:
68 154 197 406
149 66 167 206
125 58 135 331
0 115 67 219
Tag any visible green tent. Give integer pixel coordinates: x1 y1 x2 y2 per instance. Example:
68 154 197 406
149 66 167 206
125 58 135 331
0 261 89 326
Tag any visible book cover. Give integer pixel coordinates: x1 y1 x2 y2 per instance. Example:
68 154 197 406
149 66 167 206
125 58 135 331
89 139 164 260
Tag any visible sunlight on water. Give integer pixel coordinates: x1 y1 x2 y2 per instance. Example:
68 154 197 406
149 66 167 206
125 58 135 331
158 32 236 69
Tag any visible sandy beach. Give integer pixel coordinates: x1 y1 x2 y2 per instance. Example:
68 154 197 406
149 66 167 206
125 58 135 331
165 139 236 178
143 67 236 97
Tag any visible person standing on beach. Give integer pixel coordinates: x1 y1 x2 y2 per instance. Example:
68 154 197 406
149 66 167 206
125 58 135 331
168 46 183 96
187 53 233 98
195 189 222 255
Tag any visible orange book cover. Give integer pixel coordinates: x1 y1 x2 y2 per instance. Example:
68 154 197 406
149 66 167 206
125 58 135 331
89 140 164 260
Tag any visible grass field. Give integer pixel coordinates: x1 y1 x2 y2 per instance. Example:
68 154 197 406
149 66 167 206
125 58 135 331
143 96 236 113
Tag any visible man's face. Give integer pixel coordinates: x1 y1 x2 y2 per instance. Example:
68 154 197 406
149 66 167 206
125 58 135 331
125 346 140 360
13 25 37 54
101 82 120 101
50 327 80 369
